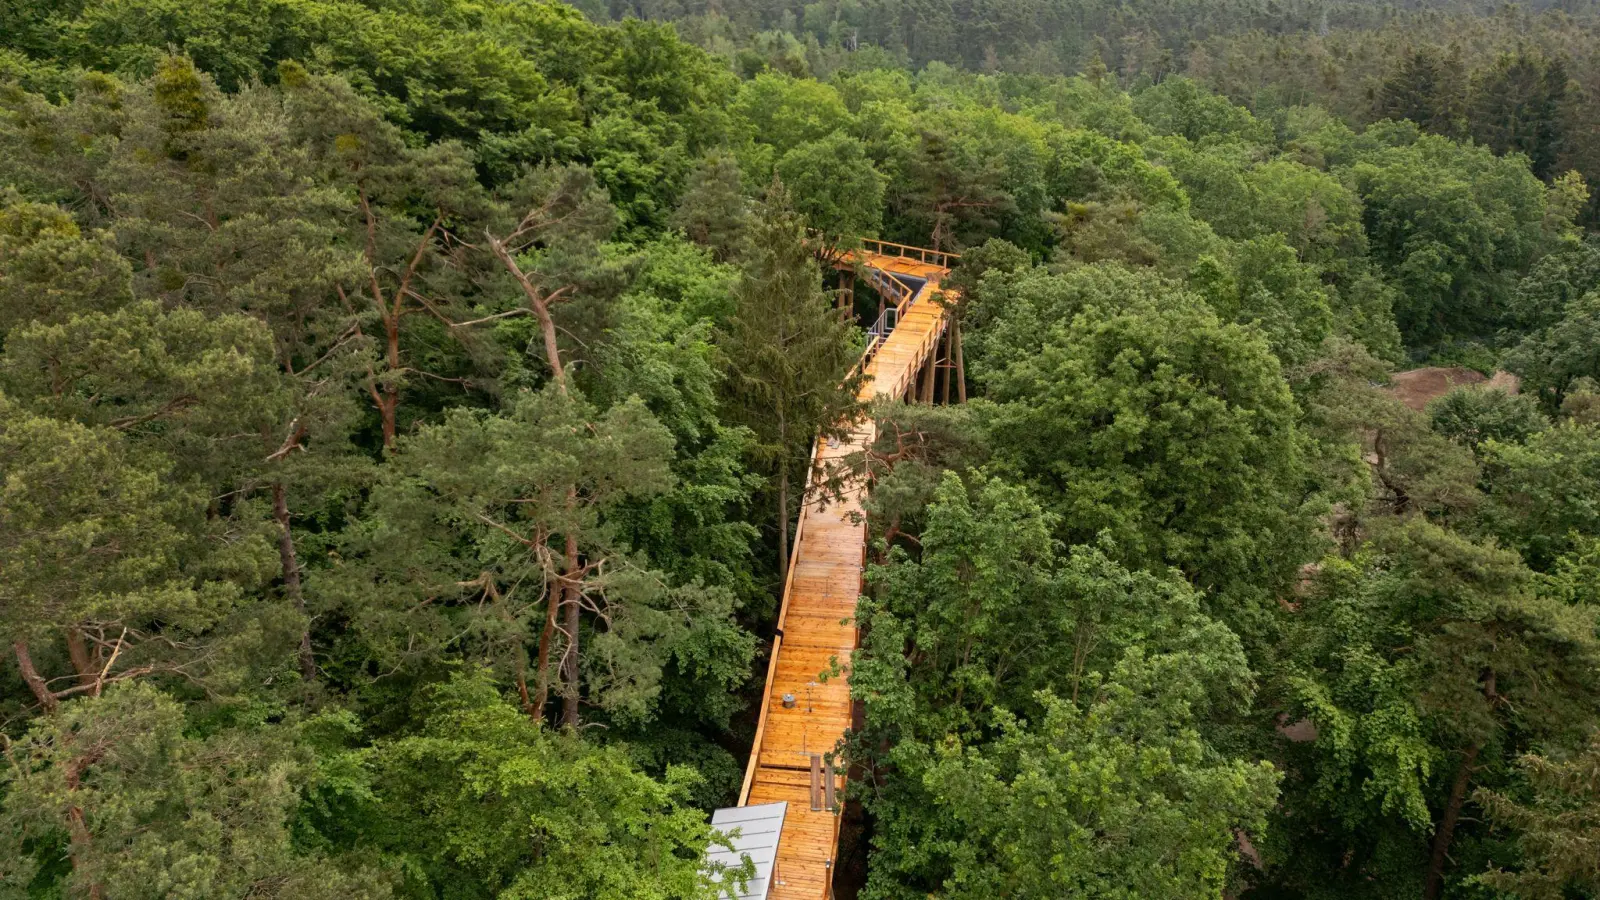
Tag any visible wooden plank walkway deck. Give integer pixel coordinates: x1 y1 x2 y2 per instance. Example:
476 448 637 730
736 247 953 900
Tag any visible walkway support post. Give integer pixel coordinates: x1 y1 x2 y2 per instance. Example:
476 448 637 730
940 325 955 403
953 320 967 403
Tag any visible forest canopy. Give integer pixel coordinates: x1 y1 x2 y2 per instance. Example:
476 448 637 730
2 0 1600 898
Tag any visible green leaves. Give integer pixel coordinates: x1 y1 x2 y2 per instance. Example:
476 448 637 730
1349 131 1551 344
0 683 388 900
0 393 190 644
978 264 1316 635
672 152 752 263
1426 385 1548 455
342 384 750 725
399 388 676 543
355 673 737 900
776 130 887 242
716 187 864 575
926 690 1279 900
853 472 1274 899
1505 290 1600 411
1480 421 1600 571
1283 554 1439 832
1277 518 1600 894
0 190 131 338
732 73 851 158
1476 733 1600 900
1132 78 1272 147
2 301 288 478
1466 51 1570 181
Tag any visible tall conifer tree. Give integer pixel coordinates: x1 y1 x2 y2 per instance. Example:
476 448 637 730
718 184 864 582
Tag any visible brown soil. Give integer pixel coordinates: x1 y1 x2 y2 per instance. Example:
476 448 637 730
1387 367 1520 411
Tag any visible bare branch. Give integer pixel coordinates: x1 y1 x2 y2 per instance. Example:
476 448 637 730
290 322 362 377
265 419 308 462
451 308 532 328
92 628 128 697
475 513 537 547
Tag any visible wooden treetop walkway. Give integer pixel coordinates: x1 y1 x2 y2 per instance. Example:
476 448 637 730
735 242 955 900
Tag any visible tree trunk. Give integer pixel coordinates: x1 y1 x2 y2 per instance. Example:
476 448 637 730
532 571 561 722
504 593 535 719
514 652 535 718
378 310 402 449
377 393 397 449
486 232 568 397
777 453 791 585
940 325 954 403
65 628 98 689
13 641 59 713
272 483 317 683
1374 429 1410 514
489 232 582 726
65 754 105 900
560 532 581 729
532 300 567 395
1424 742 1482 900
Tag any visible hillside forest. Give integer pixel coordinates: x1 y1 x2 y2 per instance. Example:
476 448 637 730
2 0 1600 898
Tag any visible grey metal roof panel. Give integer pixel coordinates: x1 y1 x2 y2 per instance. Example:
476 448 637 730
704 802 787 900
710 804 787 825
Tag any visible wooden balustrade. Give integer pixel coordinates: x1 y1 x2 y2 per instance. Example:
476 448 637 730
739 244 956 900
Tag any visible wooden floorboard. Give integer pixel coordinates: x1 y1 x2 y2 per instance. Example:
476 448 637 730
736 248 953 900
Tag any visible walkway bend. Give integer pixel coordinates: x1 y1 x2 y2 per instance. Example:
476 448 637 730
735 242 955 900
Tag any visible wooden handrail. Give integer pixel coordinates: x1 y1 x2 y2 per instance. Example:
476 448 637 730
805 231 960 269
738 435 823 805
855 236 960 268
824 808 843 900
860 268 914 322
742 279 948 804
736 244 957 900
738 635 782 804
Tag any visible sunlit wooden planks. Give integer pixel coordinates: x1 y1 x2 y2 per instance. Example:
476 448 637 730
834 248 949 283
746 771 844 899
861 282 949 403
738 250 953 900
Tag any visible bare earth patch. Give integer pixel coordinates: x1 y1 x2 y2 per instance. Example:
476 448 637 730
1387 367 1520 411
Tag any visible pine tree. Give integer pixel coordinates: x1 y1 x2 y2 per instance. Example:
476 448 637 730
673 150 752 262
901 129 1012 252
1477 733 1600 900
1468 51 1569 180
481 164 636 727
1376 47 1465 137
718 185 865 582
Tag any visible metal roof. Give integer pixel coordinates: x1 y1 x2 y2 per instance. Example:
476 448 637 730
704 801 787 900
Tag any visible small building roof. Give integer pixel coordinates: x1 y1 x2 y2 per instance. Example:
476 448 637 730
704 801 787 900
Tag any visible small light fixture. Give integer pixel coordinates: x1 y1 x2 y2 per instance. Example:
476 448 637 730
782 693 797 709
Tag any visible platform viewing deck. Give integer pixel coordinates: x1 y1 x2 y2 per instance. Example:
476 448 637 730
734 241 955 900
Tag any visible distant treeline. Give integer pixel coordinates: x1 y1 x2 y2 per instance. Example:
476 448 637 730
604 0 1600 224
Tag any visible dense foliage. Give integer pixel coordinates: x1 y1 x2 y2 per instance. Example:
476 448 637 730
2 0 1599 898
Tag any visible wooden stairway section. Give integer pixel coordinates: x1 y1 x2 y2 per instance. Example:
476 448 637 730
736 243 954 900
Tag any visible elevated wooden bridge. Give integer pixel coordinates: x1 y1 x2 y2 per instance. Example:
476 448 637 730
733 239 958 899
